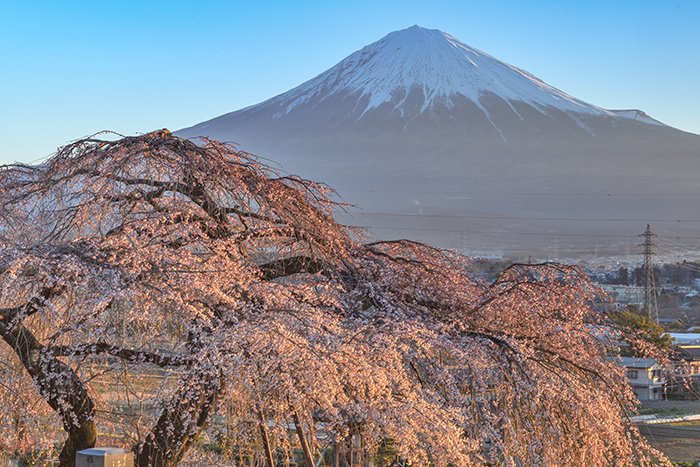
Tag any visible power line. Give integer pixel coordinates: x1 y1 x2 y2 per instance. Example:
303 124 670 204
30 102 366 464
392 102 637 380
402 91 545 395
335 188 700 197
672 263 700 274
345 212 700 223
360 224 699 240
656 235 700 249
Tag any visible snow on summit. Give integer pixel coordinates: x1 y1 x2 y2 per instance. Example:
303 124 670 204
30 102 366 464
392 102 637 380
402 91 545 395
273 25 608 118
182 24 670 136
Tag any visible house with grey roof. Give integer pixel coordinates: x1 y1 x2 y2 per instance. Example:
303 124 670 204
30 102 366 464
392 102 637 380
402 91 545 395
616 357 665 401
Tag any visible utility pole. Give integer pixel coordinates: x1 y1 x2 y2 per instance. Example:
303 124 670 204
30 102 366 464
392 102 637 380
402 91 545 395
639 224 659 323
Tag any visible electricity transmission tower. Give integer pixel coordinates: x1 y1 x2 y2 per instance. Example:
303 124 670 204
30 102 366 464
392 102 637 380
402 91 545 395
639 224 659 323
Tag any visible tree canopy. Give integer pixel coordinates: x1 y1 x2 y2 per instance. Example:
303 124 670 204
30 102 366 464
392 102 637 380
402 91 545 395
608 307 673 357
0 130 667 466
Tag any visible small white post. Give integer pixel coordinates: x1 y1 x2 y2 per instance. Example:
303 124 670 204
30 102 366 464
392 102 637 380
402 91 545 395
75 448 134 467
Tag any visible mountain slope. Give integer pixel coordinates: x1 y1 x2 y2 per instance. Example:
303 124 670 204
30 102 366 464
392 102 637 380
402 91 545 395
178 26 700 259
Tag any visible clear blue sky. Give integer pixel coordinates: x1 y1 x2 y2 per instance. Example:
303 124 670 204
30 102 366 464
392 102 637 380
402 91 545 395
1 0 698 164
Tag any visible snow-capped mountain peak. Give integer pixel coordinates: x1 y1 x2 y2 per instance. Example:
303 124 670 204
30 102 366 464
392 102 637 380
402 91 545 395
271 25 608 118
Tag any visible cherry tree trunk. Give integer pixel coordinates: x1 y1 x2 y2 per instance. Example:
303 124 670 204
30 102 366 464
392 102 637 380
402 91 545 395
258 409 276 467
135 371 223 467
0 321 96 467
292 411 315 467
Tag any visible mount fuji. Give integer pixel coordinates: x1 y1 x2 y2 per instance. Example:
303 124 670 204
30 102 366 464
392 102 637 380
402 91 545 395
178 26 700 259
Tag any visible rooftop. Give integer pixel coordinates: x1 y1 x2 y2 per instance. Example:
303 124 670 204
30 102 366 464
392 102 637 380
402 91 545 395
613 357 659 368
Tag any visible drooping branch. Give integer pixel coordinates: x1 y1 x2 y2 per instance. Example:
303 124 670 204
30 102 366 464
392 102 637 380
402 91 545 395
43 343 192 368
259 255 326 280
0 286 59 325
224 206 281 224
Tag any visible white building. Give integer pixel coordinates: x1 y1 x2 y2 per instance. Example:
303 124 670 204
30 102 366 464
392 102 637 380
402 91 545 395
670 333 700 345
599 285 645 307
617 357 665 401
